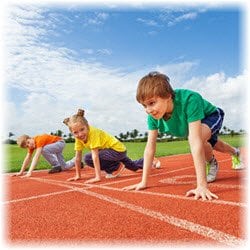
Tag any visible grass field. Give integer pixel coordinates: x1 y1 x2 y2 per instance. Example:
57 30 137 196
2 134 246 173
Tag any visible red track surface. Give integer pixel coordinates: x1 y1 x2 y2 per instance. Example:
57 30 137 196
3 151 247 247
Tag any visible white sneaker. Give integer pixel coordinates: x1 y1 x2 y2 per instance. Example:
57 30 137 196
206 157 219 183
105 163 125 179
152 157 161 169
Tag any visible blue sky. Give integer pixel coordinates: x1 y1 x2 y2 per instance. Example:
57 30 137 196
1 1 248 139
33 6 241 76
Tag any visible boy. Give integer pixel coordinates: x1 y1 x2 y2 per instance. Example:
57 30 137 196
14 134 75 177
123 71 243 200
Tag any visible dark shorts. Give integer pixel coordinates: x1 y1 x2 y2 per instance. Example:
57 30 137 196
201 108 224 147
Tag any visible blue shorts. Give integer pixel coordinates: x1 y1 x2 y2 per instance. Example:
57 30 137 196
201 108 224 147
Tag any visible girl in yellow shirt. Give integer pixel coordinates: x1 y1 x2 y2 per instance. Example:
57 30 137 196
64 109 159 183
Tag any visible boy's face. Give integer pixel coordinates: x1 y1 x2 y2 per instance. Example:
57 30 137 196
70 122 89 142
26 138 35 149
142 96 173 120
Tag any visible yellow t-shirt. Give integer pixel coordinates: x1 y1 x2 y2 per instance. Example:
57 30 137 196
74 126 126 152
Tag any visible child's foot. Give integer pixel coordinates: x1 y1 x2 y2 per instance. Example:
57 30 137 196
48 166 62 174
152 157 161 169
206 157 219 183
232 148 245 169
105 163 125 179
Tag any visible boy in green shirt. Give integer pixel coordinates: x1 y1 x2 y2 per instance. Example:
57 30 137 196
124 71 243 200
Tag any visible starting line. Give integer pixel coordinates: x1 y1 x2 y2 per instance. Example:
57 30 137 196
4 176 245 247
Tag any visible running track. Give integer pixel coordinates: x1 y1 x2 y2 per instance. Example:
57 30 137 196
2 151 247 247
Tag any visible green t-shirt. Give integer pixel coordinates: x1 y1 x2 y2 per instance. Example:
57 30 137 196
147 89 217 137
74 126 126 152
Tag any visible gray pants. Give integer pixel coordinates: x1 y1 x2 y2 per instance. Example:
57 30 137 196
42 140 75 170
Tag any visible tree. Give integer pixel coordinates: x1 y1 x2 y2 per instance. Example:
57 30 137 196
8 132 14 138
130 129 139 141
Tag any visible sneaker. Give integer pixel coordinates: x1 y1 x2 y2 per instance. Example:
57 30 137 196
206 157 219 183
152 157 161 169
105 163 125 179
48 166 62 174
232 149 245 169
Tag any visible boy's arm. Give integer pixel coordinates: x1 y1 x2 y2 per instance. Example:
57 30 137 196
67 150 82 181
123 129 158 191
22 147 43 177
186 120 218 200
13 152 32 176
85 148 101 184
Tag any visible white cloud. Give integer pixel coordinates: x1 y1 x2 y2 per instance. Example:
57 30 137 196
168 12 197 26
159 9 200 27
136 17 159 27
182 72 247 131
97 48 112 55
84 12 109 26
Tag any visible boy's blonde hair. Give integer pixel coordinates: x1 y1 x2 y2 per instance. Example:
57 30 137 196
136 71 175 103
63 109 89 129
17 135 30 148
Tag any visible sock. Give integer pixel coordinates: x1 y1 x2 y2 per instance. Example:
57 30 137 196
234 148 240 156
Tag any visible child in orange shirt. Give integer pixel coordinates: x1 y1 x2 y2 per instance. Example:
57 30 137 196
14 134 75 177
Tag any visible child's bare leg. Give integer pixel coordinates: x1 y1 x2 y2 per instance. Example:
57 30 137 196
213 138 236 155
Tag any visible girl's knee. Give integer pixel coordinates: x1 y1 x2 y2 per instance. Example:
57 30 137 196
84 153 92 164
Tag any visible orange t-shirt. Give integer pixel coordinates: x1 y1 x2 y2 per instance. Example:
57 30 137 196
28 134 62 154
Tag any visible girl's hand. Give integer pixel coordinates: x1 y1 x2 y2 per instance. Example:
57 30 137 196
123 182 147 191
21 172 32 178
186 186 218 200
67 176 81 182
12 172 24 177
84 177 101 184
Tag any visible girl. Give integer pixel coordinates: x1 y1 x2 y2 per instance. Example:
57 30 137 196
63 109 160 183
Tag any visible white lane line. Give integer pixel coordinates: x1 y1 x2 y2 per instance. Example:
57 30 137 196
15 176 245 208
102 158 243 186
80 189 245 247
102 166 194 186
85 183 246 208
30 177 245 246
2 189 74 204
54 181 244 208
159 175 245 189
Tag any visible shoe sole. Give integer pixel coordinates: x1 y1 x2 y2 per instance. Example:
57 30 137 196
105 166 125 179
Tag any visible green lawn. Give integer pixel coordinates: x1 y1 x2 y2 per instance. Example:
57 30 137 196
2 134 246 173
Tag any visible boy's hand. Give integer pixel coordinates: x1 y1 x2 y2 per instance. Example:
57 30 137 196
186 186 218 200
84 177 101 184
123 182 147 191
67 176 81 181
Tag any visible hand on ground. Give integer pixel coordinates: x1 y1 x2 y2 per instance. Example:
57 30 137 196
67 176 81 181
122 182 147 191
84 177 101 184
186 186 218 200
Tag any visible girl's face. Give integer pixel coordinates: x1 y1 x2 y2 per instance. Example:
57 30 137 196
26 138 35 149
70 122 89 142
141 96 173 120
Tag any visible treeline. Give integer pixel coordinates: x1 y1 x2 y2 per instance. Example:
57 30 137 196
3 126 247 144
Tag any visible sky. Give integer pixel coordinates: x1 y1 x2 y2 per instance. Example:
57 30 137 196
1 0 249 140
